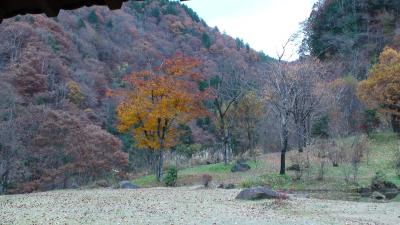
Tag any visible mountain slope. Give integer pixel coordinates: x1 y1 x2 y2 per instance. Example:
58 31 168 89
0 0 269 194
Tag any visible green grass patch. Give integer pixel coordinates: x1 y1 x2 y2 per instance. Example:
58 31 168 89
180 162 233 175
131 132 400 201
132 175 158 187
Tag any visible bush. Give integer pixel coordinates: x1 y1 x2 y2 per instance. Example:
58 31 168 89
164 166 178 187
341 136 369 183
288 151 311 180
311 115 330 138
360 109 380 136
240 177 263 188
261 174 292 189
202 174 212 187
175 143 202 158
311 139 330 180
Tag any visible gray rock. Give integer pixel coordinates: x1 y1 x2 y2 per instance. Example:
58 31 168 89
95 179 109 188
371 191 386 200
218 183 235 189
119 181 140 189
371 180 399 199
231 161 251 172
236 187 288 200
224 183 235 189
379 188 399 200
358 187 372 197
287 164 301 172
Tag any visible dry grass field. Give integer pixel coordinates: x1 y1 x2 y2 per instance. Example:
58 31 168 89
1 187 399 225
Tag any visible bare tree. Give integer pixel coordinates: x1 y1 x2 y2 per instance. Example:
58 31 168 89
263 37 325 174
289 58 325 152
211 60 248 165
263 39 296 175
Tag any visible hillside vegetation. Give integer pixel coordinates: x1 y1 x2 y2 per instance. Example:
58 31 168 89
0 0 399 198
0 0 268 194
134 132 400 201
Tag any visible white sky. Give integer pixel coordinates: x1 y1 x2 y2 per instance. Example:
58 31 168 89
184 0 317 60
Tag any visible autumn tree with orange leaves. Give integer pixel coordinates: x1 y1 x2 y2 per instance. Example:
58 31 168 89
358 47 400 134
116 54 208 181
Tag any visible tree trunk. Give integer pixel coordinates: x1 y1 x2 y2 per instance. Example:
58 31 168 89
391 114 400 134
299 119 308 152
223 129 229 165
280 113 289 175
296 122 303 153
0 160 8 195
247 129 253 159
155 151 163 182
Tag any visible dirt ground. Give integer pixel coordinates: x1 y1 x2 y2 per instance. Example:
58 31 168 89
1 187 399 225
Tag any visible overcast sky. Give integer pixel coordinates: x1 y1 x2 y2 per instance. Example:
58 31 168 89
184 0 317 60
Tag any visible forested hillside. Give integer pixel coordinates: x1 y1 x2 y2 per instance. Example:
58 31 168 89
302 0 400 136
0 0 399 196
303 0 400 78
0 0 269 193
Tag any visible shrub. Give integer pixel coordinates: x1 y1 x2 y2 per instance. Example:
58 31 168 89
311 139 330 180
341 136 369 183
360 109 380 136
311 115 330 138
164 166 178 187
260 174 292 189
288 151 311 180
371 171 387 188
240 178 263 188
175 143 202 159
202 174 212 187
326 140 344 167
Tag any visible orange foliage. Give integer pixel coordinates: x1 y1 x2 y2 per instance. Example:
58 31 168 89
358 47 400 116
116 54 208 151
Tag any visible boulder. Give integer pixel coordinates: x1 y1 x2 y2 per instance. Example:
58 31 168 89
371 191 386 200
287 164 301 172
371 180 399 199
224 183 235 189
231 161 251 172
378 188 399 200
236 187 288 200
218 183 235 189
119 181 140 189
357 187 372 197
95 179 109 188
